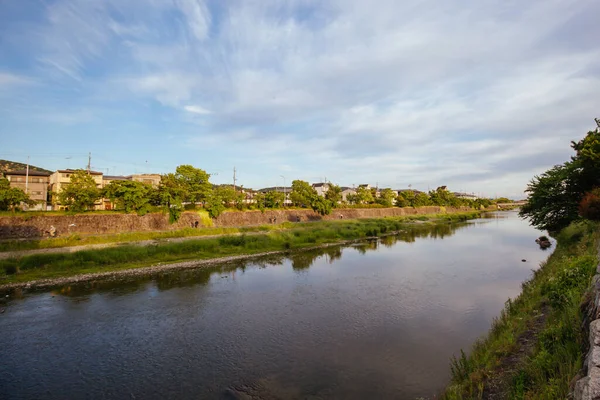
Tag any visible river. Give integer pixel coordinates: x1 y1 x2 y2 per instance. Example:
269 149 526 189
0 211 551 399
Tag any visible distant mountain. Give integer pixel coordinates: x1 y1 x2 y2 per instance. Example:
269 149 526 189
0 159 52 174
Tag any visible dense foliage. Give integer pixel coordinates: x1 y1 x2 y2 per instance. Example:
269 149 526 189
0 178 34 211
102 180 152 215
57 170 101 212
520 124 600 232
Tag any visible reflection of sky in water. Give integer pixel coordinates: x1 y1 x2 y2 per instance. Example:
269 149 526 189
0 211 551 400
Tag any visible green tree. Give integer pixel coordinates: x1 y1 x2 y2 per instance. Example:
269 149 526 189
396 192 410 208
0 178 35 211
205 192 225 218
174 165 212 204
215 185 244 208
520 124 600 232
290 180 317 207
413 192 432 207
156 173 185 222
57 169 101 212
310 195 333 216
429 186 453 206
355 186 374 204
519 162 580 232
102 180 152 215
325 184 342 205
253 192 266 212
264 190 285 208
376 188 396 207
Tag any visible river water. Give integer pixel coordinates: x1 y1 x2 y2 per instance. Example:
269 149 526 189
0 211 551 400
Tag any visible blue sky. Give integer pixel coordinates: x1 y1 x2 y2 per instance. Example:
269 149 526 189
1 0 599 198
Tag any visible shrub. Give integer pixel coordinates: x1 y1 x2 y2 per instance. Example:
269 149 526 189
579 188 600 220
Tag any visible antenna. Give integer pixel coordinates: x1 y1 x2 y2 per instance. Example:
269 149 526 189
233 166 237 192
87 152 91 173
25 155 30 194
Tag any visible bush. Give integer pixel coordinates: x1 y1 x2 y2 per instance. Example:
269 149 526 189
579 188 600 220
4 264 18 275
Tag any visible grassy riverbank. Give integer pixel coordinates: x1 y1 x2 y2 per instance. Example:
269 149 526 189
443 221 599 399
0 211 480 284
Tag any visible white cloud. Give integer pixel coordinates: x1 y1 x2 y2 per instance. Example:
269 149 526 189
184 105 212 115
0 72 34 86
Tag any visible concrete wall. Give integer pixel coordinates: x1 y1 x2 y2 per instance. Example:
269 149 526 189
0 206 472 239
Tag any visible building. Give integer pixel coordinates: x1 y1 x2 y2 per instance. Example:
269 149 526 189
49 169 104 210
3 170 51 210
453 192 478 200
311 182 330 197
340 187 356 202
131 174 161 188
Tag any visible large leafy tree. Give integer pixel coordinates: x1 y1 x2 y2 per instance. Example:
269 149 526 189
290 180 317 207
156 173 186 222
376 188 396 207
355 187 374 204
174 165 212 204
519 162 581 232
102 180 153 215
325 184 342 205
520 124 600 232
58 169 101 212
0 178 35 211
264 190 285 208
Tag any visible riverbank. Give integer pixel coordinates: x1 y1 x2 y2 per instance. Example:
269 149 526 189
442 221 599 399
0 211 481 288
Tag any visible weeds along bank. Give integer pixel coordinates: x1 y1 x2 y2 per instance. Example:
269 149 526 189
0 206 473 239
443 221 599 399
0 212 480 286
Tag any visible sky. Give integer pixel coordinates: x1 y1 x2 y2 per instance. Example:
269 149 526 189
0 0 599 198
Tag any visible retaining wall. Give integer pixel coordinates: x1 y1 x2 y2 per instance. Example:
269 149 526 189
0 206 473 239
574 255 600 400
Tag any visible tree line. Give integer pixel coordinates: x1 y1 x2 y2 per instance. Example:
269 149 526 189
0 164 496 219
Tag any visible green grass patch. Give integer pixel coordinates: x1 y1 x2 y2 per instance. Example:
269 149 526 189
0 211 482 283
442 221 599 399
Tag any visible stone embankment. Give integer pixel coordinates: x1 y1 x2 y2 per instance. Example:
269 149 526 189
574 257 600 400
0 206 471 239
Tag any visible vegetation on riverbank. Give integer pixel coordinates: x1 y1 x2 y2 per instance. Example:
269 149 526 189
0 211 481 284
443 220 598 399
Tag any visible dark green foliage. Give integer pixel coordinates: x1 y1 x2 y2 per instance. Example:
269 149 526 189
579 188 600 221
205 193 225 218
520 124 600 232
0 178 35 211
57 170 101 212
102 180 153 215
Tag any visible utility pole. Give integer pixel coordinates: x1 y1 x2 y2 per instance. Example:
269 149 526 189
280 175 286 207
25 155 30 194
87 152 91 174
233 166 237 192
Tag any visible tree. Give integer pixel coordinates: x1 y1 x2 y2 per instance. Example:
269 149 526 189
57 169 101 212
520 123 600 232
156 173 186 222
174 165 212 204
102 180 153 215
290 180 317 207
215 185 244 208
264 190 285 208
325 184 342 205
0 178 35 211
429 186 453 206
253 192 266 212
396 192 410 208
413 192 432 207
205 192 225 218
519 162 581 232
376 188 396 207
310 195 333 216
355 186 374 204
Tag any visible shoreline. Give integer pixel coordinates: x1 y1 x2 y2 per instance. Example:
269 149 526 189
0 239 369 293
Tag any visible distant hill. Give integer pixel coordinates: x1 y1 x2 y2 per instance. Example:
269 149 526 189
0 159 52 174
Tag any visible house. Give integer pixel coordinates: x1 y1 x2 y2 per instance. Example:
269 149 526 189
340 187 356 202
3 170 51 210
49 169 104 210
312 182 329 197
257 186 292 205
453 192 478 200
131 174 161 188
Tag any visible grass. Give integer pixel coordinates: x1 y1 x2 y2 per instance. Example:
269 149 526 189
0 211 482 284
442 220 599 399
0 210 480 253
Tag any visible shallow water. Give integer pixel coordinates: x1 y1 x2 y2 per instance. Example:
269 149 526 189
0 211 551 399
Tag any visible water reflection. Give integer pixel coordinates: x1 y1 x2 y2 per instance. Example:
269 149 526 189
0 212 549 400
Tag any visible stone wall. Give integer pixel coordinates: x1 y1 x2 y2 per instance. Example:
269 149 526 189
0 206 472 239
574 263 600 400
